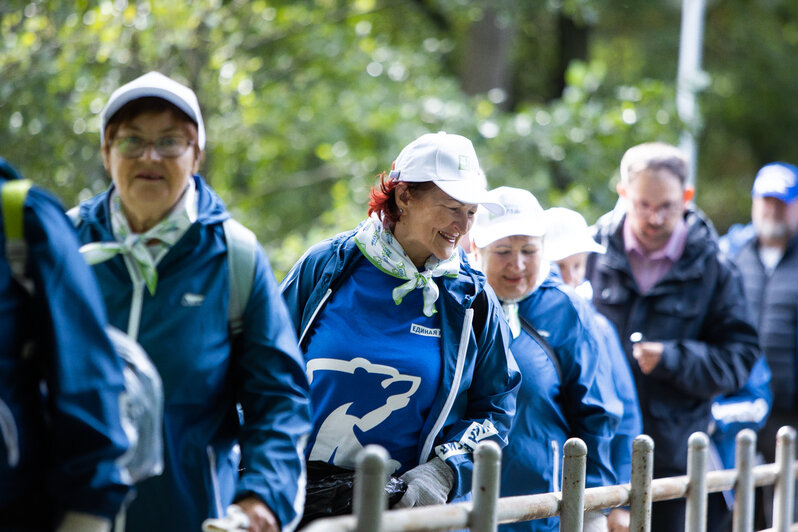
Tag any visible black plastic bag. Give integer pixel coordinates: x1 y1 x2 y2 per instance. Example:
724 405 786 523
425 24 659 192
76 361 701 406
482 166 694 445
298 461 407 528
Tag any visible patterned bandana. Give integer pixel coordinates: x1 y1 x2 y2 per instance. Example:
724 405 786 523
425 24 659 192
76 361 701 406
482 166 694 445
80 183 197 296
354 214 460 317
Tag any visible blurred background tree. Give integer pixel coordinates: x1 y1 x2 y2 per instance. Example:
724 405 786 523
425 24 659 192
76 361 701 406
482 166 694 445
2 0 796 276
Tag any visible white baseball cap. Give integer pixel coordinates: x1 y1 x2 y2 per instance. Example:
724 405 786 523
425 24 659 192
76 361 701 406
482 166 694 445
389 132 503 215
471 186 546 248
100 71 206 149
543 207 606 262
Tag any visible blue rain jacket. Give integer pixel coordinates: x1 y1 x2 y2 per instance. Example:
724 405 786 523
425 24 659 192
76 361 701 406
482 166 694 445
1 173 129 529
499 271 623 532
73 175 312 532
280 227 521 499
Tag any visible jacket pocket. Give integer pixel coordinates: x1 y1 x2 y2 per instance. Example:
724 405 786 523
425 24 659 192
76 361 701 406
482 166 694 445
0 398 20 468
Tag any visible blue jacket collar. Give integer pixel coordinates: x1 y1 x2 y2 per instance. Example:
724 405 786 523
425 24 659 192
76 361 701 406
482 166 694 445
78 174 229 230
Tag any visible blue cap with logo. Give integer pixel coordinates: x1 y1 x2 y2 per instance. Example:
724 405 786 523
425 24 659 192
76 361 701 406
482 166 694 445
752 162 798 204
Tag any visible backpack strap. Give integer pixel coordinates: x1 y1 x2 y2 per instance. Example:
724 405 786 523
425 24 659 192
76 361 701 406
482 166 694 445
223 218 257 337
2 179 34 294
471 289 488 343
518 316 563 384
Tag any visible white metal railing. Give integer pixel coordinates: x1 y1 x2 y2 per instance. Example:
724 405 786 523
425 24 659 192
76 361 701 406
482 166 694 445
301 426 797 532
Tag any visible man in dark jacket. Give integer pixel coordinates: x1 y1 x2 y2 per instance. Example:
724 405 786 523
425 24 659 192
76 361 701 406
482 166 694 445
719 162 798 527
585 142 759 532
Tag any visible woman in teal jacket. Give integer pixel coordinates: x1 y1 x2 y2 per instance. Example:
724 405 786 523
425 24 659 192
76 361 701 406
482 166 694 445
281 132 520 514
72 72 312 532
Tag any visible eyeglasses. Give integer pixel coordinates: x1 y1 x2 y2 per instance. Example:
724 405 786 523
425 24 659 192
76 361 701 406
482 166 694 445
112 136 195 159
629 199 683 219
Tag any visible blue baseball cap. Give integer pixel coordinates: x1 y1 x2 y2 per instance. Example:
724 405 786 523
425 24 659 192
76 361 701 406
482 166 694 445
752 162 798 204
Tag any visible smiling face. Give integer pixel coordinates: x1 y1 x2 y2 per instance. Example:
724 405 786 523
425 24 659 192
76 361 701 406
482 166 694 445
476 235 543 300
102 109 199 232
392 183 477 268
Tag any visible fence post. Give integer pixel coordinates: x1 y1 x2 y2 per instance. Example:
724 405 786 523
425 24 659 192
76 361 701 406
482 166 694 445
354 445 389 532
732 429 756 532
560 438 587 532
772 426 796 532
685 432 709 532
470 440 502 532
629 435 654 532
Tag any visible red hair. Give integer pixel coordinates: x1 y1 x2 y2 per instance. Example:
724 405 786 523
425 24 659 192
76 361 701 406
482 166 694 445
368 173 434 229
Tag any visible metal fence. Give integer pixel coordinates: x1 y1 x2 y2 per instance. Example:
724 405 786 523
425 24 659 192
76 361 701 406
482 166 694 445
300 426 797 532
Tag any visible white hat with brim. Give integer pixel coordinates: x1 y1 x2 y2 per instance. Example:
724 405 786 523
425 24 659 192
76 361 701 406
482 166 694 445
389 132 504 215
100 71 206 150
471 186 546 249
543 207 606 262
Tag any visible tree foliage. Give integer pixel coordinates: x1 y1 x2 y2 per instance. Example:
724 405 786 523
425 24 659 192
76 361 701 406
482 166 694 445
1 0 795 276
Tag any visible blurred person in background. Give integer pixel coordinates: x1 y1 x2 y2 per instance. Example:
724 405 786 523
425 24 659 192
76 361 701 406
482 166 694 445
586 142 759 532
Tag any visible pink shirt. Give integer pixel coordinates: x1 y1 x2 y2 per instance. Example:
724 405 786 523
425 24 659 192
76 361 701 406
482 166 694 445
623 216 688 294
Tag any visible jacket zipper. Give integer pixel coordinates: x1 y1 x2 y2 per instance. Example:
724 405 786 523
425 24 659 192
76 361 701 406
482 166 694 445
207 445 224 517
419 307 473 463
0 398 20 467
298 288 332 346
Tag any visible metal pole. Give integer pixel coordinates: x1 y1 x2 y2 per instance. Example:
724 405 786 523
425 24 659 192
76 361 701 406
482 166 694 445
560 438 587 532
732 429 756 532
354 445 390 532
470 441 502 532
676 0 708 191
629 435 654 532
772 426 796 532
685 432 709 532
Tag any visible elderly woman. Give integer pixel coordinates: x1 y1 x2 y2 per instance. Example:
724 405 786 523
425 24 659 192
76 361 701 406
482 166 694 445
71 72 312 532
280 132 520 516
471 187 624 532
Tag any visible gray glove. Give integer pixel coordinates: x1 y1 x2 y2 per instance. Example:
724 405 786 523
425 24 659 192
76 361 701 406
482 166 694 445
395 457 455 508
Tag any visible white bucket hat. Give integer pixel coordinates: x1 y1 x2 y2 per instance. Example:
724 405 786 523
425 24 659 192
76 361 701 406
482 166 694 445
389 132 503 215
543 207 606 262
100 71 206 149
471 186 546 249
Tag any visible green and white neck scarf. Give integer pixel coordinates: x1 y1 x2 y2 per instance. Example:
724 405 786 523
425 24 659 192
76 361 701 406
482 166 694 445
354 214 460 317
501 300 522 339
80 183 197 296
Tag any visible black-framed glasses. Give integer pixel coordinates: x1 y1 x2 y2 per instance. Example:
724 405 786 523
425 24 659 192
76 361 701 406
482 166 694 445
112 136 195 159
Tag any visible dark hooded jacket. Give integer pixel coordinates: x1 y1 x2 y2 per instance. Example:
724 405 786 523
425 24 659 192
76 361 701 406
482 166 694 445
586 208 759 474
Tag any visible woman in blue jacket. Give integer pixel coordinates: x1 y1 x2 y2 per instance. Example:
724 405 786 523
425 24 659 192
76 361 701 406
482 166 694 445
72 72 312 532
471 187 624 532
280 132 520 514
1 158 130 531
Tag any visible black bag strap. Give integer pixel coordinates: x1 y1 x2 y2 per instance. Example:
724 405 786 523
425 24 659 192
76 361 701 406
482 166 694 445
519 316 563 383
471 289 488 343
